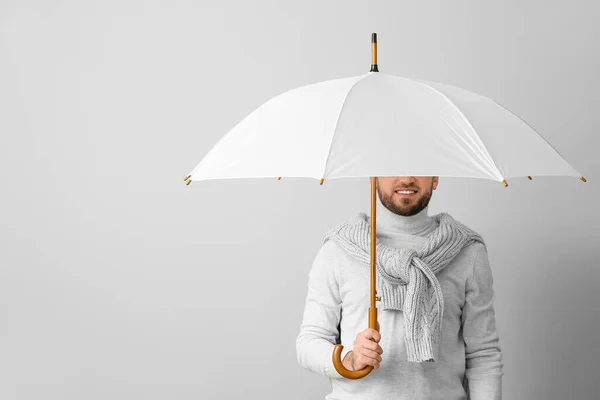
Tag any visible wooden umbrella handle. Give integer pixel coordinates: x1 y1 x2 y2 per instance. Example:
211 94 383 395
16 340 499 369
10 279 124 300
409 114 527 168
332 345 374 379
332 307 379 379
331 175 381 379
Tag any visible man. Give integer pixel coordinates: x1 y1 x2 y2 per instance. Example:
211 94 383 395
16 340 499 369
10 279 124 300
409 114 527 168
296 176 503 400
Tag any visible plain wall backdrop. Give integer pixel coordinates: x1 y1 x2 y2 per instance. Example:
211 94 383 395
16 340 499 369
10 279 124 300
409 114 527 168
1 1 599 399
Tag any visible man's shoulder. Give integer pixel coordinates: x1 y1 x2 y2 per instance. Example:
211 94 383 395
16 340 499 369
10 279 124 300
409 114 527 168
317 237 364 273
434 211 488 254
462 241 487 262
435 211 477 230
319 238 350 258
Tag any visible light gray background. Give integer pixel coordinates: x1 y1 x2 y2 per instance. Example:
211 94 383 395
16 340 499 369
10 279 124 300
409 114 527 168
1 1 599 399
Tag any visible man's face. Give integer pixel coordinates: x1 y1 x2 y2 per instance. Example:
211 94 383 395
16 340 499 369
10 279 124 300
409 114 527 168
376 176 439 217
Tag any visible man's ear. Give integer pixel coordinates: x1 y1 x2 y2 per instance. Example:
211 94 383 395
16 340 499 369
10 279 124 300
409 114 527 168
432 176 439 190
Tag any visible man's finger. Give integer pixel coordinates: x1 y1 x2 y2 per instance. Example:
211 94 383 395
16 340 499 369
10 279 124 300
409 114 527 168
364 328 381 343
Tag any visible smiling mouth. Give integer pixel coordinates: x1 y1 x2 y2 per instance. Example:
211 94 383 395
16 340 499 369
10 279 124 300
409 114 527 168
395 190 417 195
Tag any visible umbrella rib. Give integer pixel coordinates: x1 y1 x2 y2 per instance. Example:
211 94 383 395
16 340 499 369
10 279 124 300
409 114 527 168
411 79 505 182
321 74 372 181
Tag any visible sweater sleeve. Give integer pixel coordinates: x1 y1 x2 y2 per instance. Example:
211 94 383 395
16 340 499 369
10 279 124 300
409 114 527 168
461 245 504 400
296 240 351 379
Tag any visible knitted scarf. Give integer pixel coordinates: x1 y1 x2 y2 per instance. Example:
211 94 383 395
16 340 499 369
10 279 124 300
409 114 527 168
321 211 485 363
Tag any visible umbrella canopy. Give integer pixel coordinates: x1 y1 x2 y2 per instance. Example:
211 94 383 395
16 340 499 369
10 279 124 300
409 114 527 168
185 71 584 186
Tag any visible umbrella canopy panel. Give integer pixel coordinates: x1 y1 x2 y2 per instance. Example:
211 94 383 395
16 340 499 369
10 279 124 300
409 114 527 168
189 72 581 183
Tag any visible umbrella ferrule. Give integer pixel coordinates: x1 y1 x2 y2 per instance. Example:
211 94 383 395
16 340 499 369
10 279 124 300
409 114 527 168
370 32 379 72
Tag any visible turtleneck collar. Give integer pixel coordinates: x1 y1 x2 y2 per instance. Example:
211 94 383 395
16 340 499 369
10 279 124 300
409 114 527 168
374 193 438 237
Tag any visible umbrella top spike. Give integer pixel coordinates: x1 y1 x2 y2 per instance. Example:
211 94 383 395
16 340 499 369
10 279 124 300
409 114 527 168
370 32 379 72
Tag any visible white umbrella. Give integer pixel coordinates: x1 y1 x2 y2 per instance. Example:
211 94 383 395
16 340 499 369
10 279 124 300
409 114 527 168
183 33 586 379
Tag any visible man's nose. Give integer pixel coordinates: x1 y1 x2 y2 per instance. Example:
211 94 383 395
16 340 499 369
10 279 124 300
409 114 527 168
397 176 417 183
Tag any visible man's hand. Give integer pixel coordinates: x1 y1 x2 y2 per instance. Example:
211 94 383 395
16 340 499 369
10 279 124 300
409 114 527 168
342 321 383 371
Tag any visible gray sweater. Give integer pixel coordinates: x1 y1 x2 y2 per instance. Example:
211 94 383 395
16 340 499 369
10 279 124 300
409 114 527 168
296 198 504 399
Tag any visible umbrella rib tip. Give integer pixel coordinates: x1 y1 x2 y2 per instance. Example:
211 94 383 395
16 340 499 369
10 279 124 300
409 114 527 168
502 179 508 187
581 176 587 182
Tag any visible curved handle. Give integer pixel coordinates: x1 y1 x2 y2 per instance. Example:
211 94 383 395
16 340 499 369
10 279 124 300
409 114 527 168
332 344 374 379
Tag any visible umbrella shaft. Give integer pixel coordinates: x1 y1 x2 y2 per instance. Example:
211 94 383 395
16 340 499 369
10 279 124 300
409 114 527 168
369 177 378 330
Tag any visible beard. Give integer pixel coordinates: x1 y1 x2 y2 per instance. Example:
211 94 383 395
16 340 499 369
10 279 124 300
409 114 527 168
378 183 434 217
